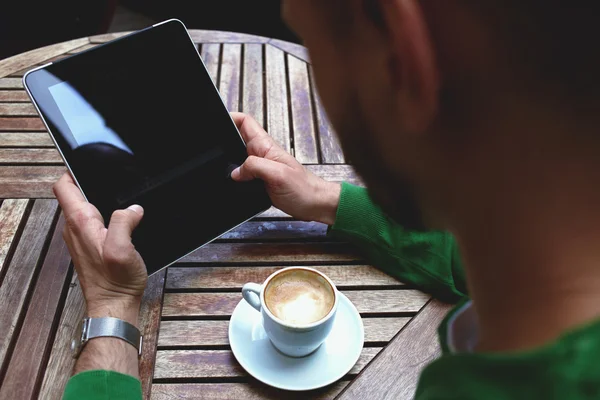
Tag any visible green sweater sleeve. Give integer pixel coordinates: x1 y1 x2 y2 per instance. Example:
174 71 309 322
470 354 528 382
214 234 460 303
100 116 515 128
63 370 142 400
329 183 467 302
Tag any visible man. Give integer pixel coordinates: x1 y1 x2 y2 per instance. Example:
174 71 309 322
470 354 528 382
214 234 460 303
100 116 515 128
60 1 600 399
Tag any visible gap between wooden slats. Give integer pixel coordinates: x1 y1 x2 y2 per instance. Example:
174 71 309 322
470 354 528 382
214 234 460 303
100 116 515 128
158 317 410 348
161 290 429 318
165 265 403 291
0 199 58 382
151 381 348 400
287 54 319 163
0 216 72 400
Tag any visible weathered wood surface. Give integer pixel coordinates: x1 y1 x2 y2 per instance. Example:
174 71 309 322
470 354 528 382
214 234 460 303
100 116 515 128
0 217 71 400
220 44 242 112
0 148 62 164
242 44 264 125
0 199 57 372
0 117 45 131
38 273 85 400
162 290 429 318
180 242 362 264
0 103 37 116
265 45 291 153
154 347 381 380
336 300 452 400
139 270 167 399
158 317 409 348
166 265 402 290
288 54 319 163
201 43 221 85
0 199 28 277
0 37 89 78
0 91 30 102
151 382 348 400
0 132 53 147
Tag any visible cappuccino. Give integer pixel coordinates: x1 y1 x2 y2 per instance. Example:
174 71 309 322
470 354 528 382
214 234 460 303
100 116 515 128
264 269 335 325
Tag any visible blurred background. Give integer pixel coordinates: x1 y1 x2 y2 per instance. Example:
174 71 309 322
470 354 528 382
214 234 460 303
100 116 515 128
0 0 299 60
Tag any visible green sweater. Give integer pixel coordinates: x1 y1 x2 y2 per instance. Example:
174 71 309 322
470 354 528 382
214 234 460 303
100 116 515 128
64 182 600 399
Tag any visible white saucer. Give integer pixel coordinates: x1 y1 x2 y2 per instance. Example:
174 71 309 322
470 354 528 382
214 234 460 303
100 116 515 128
229 292 364 391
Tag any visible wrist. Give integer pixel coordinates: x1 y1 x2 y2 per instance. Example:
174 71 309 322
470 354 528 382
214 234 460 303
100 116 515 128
310 180 341 225
87 297 141 328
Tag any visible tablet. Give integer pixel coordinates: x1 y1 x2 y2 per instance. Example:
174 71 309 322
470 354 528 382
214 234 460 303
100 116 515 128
24 19 272 275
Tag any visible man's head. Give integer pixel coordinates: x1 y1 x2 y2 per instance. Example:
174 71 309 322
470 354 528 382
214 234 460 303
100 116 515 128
283 0 600 232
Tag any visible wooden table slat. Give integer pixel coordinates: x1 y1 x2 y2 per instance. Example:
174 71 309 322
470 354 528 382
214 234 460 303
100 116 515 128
218 220 328 241
0 117 45 131
0 216 71 400
38 274 85 400
181 242 361 265
242 44 264 126
220 44 242 112
154 347 380 379
0 199 58 371
0 132 54 147
265 45 291 153
151 381 347 400
201 43 221 86
0 78 24 89
191 30 271 45
336 300 452 400
158 317 410 348
162 290 429 318
0 103 37 116
0 37 89 78
310 69 345 164
0 148 62 164
268 39 310 63
166 265 402 290
0 91 30 102
288 54 319 164
139 270 167 399
0 199 29 278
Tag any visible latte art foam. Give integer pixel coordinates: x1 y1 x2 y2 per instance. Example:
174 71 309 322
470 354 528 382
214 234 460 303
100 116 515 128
265 269 335 325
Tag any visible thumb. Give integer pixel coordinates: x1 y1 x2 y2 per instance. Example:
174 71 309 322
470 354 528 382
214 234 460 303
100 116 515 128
105 205 144 256
231 156 285 184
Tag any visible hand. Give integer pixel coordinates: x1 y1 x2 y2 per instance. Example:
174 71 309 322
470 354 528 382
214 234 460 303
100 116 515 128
53 173 147 325
230 112 341 225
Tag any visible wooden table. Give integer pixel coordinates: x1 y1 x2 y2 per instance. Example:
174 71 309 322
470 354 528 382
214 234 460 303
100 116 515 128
0 30 449 400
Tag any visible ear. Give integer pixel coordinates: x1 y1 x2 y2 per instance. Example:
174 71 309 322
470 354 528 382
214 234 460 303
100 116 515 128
379 0 439 134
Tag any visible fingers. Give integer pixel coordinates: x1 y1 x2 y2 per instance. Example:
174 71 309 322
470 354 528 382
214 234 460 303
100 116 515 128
104 205 144 263
53 173 87 216
231 112 272 144
231 156 285 184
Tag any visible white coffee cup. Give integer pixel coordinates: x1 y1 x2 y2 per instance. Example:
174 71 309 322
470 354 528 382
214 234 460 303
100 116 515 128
241 267 339 357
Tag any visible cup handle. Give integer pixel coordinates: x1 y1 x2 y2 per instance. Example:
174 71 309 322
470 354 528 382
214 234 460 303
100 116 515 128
242 283 262 312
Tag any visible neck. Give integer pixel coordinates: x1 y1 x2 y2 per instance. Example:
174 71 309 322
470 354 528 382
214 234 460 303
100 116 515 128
451 127 600 352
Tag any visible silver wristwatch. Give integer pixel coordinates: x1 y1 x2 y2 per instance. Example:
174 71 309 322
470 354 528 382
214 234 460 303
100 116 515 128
71 317 143 358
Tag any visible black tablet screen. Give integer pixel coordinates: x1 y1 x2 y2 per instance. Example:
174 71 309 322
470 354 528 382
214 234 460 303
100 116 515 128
25 20 271 274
